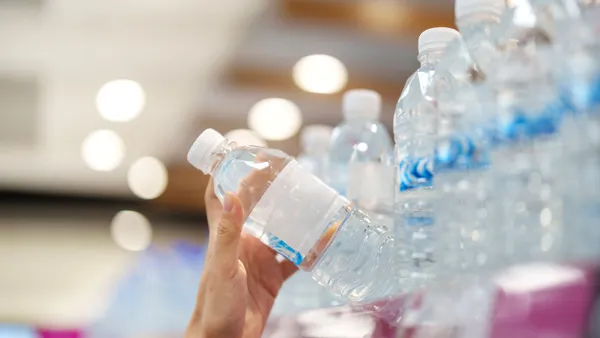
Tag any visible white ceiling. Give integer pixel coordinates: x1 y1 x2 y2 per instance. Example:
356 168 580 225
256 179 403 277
0 0 452 197
0 0 266 196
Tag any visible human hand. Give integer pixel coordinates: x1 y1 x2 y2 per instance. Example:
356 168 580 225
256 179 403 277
185 178 298 338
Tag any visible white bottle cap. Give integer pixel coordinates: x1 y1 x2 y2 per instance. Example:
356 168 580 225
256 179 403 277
300 124 333 151
418 27 461 55
342 89 381 121
187 128 226 174
455 0 506 19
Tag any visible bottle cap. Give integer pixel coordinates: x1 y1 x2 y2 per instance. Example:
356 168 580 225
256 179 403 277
342 89 381 121
455 0 506 19
418 27 461 55
301 125 333 151
187 128 226 174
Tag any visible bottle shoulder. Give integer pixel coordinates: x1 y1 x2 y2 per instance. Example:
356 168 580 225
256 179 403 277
331 122 392 143
396 69 437 116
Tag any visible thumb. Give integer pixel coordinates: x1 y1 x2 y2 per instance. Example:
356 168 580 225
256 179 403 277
209 192 244 273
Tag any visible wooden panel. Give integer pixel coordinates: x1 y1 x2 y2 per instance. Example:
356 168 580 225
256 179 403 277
224 64 411 103
154 164 209 213
280 0 455 37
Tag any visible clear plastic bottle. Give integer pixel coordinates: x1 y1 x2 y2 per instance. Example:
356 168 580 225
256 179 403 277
394 27 460 289
485 43 566 267
553 15 600 260
296 124 333 181
273 124 344 316
431 0 505 282
327 89 393 200
473 0 595 267
440 0 505 83
342 90 395 223
187 129 395 302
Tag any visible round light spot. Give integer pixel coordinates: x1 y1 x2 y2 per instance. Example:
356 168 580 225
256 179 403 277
96 79 145 122
111 210 152 251
356 142 368 152
127 157 168 200
248 98 303 141
81 129 125 171
471 230 480 242
224 129 267 147
293 55 348 94
540 208 553 227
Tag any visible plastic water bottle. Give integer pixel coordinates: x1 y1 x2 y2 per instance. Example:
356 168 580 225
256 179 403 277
342 90 395 222
328 89 393 201
441 0 505 82
187 129 395 302
296 124 333 181
484 37 567 267
394 27 460 289
273 124 344 316
475 0 600 267
431 0 505 281
553 14 600 260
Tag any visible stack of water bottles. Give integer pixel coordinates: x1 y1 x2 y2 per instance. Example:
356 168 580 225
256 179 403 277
186 0 600 309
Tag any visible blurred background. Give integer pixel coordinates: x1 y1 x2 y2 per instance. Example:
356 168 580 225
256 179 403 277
0 0 454 335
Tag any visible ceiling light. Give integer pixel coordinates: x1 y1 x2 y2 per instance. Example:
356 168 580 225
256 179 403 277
127 157 168 200
81 129 125 172
293 55 348 94
224 129 267 147
110 210 152 252
248 98 303 141
96 79 146 122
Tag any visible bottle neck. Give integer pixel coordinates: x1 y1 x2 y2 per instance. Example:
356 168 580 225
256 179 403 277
344 116 377 124
418 49 445 67
207 140 235 175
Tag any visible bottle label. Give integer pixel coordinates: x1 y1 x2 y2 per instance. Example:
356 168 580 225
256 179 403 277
494 96 569 145
347 162 394 210
435 135 489 173
398 156 434 191
249 159 348 266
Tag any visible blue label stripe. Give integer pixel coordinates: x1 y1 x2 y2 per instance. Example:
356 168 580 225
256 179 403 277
398 156 434 191
267 234 303 266
434 134 489 172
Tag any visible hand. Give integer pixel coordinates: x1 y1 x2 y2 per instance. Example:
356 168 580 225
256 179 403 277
185 178 298 338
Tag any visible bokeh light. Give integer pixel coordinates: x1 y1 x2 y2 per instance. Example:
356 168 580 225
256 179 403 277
81 129 126 172
248 98 303 141
224 129 267 147
110 210 153 252
293 55 348 94
96 79 146 122
127 157 168 200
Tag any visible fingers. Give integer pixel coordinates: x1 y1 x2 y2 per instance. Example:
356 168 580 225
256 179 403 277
279 259 298 281
206 192 245 278
204 178 222 226
204 177 216 203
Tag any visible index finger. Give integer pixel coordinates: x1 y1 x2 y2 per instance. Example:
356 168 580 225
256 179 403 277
204 178 223 228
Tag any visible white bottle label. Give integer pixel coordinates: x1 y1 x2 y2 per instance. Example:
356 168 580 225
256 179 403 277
249 159 348 265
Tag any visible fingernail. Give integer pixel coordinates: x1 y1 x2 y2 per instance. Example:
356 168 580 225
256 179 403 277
223 193 234 213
